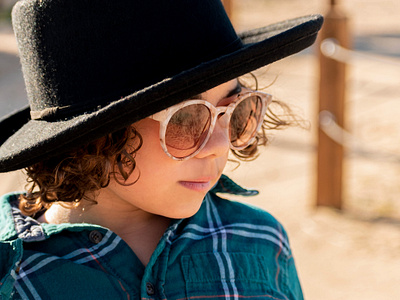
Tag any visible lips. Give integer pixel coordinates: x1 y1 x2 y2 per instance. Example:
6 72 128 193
179 177 215 192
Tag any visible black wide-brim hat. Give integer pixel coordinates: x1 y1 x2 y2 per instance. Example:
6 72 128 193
0 0 323 172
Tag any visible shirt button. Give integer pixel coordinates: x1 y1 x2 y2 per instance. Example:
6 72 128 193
146 282 155 296
89 230 103 244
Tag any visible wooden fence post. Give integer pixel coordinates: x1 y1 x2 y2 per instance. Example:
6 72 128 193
316 0 351 209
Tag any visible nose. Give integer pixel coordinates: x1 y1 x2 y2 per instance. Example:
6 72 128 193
195 114 230 159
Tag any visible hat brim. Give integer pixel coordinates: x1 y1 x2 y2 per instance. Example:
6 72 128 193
0 15 323 172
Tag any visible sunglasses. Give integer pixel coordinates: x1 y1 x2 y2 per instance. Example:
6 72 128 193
150 90 272 160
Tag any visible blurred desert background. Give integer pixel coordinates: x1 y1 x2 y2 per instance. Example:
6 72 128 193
1 0 400 299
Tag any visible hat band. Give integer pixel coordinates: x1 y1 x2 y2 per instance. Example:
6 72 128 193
30 104 91 121
31 107 65 121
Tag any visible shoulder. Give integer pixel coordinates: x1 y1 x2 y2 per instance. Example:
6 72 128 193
206 192 287 235
207 174 286 236
188 192 292 257
0 192 131 299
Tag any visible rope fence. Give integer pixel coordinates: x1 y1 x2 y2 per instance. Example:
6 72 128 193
320 38 400 67
319 38 400 164
319 110 400 164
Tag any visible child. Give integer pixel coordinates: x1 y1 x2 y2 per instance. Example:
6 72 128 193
0 0 323 299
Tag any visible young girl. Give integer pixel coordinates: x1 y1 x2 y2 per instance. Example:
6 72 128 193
0 0 323 299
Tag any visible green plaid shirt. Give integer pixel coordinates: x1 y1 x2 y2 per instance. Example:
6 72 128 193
0 175 303 299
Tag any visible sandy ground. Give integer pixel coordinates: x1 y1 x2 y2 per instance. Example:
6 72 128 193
1 0 400 299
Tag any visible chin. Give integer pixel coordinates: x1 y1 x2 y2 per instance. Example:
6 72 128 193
165 208 200 219
163 201 204 219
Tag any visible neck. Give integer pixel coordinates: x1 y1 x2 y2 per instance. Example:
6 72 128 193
41 198 171 266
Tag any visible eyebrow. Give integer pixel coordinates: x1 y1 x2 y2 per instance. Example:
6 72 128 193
188 80 242 100
227 81 242 98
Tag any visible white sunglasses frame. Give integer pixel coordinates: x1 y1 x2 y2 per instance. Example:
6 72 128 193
150 91 272 161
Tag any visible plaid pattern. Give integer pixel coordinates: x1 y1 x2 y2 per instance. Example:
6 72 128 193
0 176 303 300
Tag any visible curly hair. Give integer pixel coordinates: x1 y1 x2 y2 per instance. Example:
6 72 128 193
20 127 143 216
19 78 302 216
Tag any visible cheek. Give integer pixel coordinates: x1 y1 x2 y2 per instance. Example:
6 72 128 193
131 119 180 183
134 119 170 165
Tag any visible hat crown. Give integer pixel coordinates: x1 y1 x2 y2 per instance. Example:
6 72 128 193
12 0 240 119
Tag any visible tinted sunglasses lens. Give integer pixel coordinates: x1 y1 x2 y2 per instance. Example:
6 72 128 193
165 104 211 159
230 95 263 147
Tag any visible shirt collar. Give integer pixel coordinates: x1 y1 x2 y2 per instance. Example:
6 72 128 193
210 174 259 197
